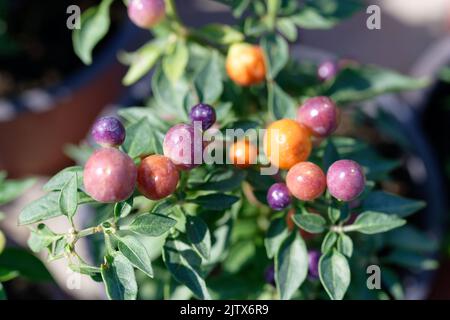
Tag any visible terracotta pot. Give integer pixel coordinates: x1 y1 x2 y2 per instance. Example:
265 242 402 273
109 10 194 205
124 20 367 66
0 22 140 178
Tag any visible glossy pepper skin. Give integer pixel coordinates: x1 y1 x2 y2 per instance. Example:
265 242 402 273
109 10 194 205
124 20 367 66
308 250 321 279
317 61 338 82
137 155 179 200
297 97 340 138
267 183 291 211
189 103 216 131
91 116 126 147
226 43 266 86
163 123 203 171
83 148 137 203
327 159 366 202
286 162 326 201
127 0 166 29
229 139 258 168
264 119 312 170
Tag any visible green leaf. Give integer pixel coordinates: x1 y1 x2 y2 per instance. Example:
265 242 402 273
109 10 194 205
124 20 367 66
114 197 134 220
47 237 67 261
0 248 53 282
383 250 438 270
189 168 246 192
222 241 255 273
382 267 404 300
163 237 211 300
337 233 353 258
321 231 338 253
275 232 308 300
0 268 19 282
292 213 327 233
72 0 113 65
188 193 239 211
163 40 189 84
384 226 438 254
0 178 35 205
59 173 78 218
27 224 58 253
0 283 6 300
319 249 350 300
265 216 289 259
64 144 94 166
101 253 138 300
186 216 211 260
194 51 224 104
196 24 244 45
327 204 341 224
361 191 426 218
276 18 298 41
18 191 93 225
122 118 154 159
116 235 153 278
212 0 251 17
152 65 189 121
69 263 102 277
291 0 362 29
350 211 406 234
123 41 164 86
244 17 270 37
326 65 429 105
268 82 296 120
261 34 288 79
0 231 4 255
322 139 340 171
118 107 169 132
43 166 83 191
126 213 177 237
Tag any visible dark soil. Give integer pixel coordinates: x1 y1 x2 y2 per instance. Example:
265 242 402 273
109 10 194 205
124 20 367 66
0 0 125 98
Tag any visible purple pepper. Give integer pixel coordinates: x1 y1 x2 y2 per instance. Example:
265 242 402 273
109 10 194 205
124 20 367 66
308 250 321 280
296 96 340 138
264 265 276 286
267 183 292 211
91 116 126 147
327 160 366 202
317 60 339 82
163 123 203 170
189 103 217 131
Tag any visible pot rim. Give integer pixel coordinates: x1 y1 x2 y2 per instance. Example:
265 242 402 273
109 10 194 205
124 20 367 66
0 21 138 122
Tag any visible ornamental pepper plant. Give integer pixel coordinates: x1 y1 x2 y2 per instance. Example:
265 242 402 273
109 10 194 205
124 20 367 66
19 0 435 300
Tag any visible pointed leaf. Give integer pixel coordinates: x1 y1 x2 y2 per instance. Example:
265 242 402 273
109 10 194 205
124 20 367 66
361 191 426 218
292 213 327 233
319 249 350 300
275 232 308 300
265 216 289 259
59 173 78 218
127 213 177 236
101 253 137 300
351 211 406 234
72 0 113 65
163 237 211 300
186 216 211 260
117 235 153 278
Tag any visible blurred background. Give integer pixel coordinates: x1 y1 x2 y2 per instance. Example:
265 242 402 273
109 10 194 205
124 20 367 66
2 0 450 299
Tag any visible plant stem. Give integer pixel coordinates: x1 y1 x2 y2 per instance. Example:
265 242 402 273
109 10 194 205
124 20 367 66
267 0 280 30
330 224 358 233
104 233 115 255
165 0 181 24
